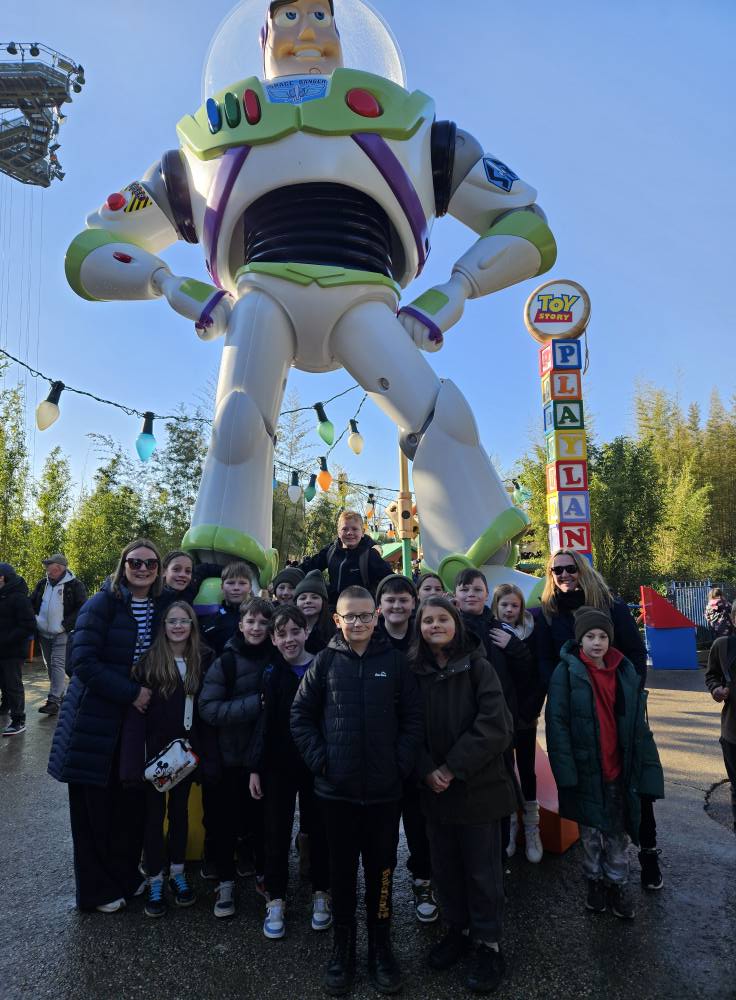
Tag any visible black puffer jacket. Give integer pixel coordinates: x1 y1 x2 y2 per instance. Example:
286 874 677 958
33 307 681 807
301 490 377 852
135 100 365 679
299 536 393 607
0 572 35 661
411 640 517 825
198 633 275 767
290 632 423 804
461 608 529 724
253 654 314 777
47 580 163 786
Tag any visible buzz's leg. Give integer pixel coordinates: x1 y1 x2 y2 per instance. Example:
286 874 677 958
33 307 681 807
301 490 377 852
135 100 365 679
331 300 539 602
183 286 296 590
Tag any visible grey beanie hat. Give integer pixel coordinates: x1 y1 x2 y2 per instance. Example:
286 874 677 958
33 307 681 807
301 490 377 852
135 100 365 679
273 566 305 590
574 606 614 644
294 570 329 602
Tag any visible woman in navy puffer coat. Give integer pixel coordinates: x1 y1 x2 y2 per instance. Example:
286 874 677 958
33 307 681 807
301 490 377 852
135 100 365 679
48 538 165 912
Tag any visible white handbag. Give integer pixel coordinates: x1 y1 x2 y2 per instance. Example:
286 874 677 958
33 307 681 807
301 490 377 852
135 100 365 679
144 695 199 792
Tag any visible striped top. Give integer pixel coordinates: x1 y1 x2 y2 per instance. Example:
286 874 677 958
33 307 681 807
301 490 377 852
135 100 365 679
131 597 155 662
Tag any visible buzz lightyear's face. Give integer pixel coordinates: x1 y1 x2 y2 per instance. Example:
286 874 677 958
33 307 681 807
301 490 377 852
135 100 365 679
264 0 343 79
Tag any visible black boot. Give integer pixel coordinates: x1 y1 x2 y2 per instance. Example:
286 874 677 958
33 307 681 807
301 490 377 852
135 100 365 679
367 922 402 995
428 926 471 970
324 923 357 997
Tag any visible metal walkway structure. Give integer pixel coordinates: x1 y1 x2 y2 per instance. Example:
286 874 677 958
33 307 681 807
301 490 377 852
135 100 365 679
0 41 84 187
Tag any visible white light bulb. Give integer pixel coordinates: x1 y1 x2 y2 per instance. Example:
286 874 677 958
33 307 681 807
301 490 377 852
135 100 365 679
36 399 61 431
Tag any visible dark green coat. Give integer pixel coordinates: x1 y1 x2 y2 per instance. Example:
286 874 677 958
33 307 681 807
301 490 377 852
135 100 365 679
545 641 664 843
411 641 517 825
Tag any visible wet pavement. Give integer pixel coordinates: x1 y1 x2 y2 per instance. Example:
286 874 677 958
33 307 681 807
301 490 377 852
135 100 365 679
1 663 734 1000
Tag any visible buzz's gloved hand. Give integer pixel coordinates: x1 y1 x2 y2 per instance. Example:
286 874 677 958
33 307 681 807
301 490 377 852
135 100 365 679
398 273 472 353
152 271 233 342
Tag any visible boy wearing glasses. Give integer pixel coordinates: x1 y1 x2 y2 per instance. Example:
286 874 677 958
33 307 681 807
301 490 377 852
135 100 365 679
291 586 422 997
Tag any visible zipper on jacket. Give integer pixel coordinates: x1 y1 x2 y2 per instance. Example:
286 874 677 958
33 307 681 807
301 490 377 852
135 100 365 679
359 658 367 805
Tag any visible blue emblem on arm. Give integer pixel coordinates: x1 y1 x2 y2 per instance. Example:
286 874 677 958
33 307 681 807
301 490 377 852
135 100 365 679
265 78 329 105
483 156 519 193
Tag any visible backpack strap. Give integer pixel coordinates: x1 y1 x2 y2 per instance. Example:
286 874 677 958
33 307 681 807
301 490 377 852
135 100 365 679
359 548 371 590
326 542 338 566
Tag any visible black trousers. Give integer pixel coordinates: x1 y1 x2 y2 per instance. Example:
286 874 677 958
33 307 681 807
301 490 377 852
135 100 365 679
401 780 432 880
0 659 24 723
264 768 329 899
514 725 538 801
68 779 145 910
639 794 657 851
210 767 264 881
426 819 505 943
720 738 736 822
322 799 401 926
143 777 193 876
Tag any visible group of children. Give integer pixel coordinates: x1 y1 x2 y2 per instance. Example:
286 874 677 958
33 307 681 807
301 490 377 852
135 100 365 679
116 522 664 998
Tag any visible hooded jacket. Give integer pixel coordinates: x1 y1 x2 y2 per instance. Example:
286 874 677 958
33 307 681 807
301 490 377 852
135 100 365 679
705 635 736 743
290 632 423 804
198 632 275 767
545 640 664 842
0 571 35 661
411 639 517 824
299 535 393 607
47 579 164 786
31 571 87 635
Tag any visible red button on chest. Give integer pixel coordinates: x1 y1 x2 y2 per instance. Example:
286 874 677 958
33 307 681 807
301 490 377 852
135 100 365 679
345 89 382 118
106 193 126 211
243 89 262 125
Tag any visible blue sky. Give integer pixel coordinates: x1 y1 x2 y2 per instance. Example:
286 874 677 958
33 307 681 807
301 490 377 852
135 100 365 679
1 0 733 500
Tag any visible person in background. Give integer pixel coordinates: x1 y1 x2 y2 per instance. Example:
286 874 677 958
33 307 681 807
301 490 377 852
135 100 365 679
410 596 515 995
705 603 736 833
200 562 257 657
272 566 305 606
376 574 438 926
416 572 445 603
0 562 36 737
535 549 665 891
294 570 335 654
291 586 422 997
545 606 664 920
48 538 163 912
31 553 87 717
159 550 222 614
299 511 393 610
705 587 734 639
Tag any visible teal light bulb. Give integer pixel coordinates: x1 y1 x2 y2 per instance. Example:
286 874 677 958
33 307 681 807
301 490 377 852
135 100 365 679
135 412 157 462
305 474 318 503
314 402 335 446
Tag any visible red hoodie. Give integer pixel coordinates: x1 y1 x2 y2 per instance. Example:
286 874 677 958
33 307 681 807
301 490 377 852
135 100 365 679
580 648 624 782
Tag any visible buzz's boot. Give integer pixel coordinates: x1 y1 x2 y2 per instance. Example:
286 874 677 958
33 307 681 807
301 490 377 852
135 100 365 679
182 523 279 610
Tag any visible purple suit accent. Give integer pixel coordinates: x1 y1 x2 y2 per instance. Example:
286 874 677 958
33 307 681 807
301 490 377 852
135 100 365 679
202 145 252 288
351 132 430 276
398 306 443 344
196 289 228 331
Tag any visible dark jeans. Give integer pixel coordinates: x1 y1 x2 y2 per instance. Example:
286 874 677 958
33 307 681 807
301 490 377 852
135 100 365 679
210 767 264 881
143 777 193 875
426 819 505 943
68 779 145 910
639 794 657 851
401 780 431 880
514 725 538 801
720 739 736 823
322 799 401 926
0 659 24 723
264 767 329 899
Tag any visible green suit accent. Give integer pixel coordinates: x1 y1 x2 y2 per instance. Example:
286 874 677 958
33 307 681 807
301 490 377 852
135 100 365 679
65 229 122 301
235 261 400 293
177 69 433 161
485 210 557 276
545 641 664 843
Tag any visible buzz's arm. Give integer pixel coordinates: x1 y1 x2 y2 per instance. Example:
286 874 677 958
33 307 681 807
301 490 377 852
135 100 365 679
64 150 231 341
399 123 556 351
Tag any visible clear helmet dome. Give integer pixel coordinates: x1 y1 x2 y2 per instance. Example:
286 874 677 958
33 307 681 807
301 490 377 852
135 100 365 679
202 0 406 99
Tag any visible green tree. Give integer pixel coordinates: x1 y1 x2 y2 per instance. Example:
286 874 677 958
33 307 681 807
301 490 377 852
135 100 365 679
0 380 31 575
653 460 713 579
515 443 548 565
143 414 208 553
588 436 663 598
25 446 72 578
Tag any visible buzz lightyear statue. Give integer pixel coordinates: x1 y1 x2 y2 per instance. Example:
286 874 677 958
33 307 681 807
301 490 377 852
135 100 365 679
65 0 556 603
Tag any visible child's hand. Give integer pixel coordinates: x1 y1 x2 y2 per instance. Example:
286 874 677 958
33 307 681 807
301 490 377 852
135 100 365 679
132 687 152 713
425 768 452 794
489 627 511 649
249 773 263 799
713 686 730 703
438 764 455 783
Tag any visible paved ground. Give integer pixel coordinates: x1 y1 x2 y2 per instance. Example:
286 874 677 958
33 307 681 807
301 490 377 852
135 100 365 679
1 663 734 1000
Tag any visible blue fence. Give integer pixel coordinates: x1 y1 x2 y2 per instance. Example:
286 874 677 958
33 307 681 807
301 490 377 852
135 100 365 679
667 580 734 643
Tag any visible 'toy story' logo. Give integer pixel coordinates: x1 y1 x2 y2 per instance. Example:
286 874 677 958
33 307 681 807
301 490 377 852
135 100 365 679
524 279 591 344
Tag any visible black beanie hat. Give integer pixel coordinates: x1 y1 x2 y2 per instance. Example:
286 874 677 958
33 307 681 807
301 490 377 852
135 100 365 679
273 566 305 590
294 570 329 602
375 574 418 605
574 606 614 644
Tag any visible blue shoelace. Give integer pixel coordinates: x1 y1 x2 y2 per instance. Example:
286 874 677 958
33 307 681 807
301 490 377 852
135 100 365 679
149 880 164 901
171 873 189 894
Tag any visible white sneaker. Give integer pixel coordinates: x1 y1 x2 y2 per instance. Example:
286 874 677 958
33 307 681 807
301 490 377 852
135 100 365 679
311 891 333 931
525 825 544 864
95 897 126 914
506 813 519 858
214 880 236 918
263 897 286 939
412 879 439 923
